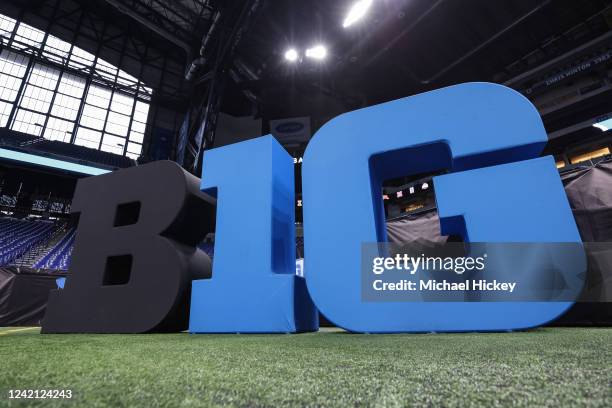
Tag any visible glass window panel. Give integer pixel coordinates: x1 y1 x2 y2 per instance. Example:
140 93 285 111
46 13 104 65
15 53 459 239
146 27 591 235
116 76 134 87
132 111 147 123
135 100 149 113
84 84 111 108
57 73 85 98
110 92 134 113
0 14 152 158
13 23 45 50
44 117 73 142
105 111 130 136
119 69 137 83
129 130 144 144
74 127 101 149
20 85 54 113
0 73 23 102
101 133 125 155
28 64 60 90
133 101 149 122
50 93 80 121
96 58 117 73
0 49 29 78
130 120 146 134
0 14 16 38
117 70 138 88
11 109 45 136
0 100 12 126
69 46 95 69
43 34 71 63
126 142 142 159
80 104 106 130
96 58 118 81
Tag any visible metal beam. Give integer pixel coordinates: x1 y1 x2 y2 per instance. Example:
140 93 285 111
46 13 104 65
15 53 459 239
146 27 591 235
189 0 262 174
102 0 192 54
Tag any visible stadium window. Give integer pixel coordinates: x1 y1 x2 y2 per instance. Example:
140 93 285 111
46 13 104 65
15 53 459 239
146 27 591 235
126 101 149 158
53 96 79 119
85 85 112 109
126 142 142 159
13 22 45 51
10 63 61 136
0 14 16 38
96 58 119 82
17 64 60 113
0 50 29 125
74 127 102 149
117 70 138 87
0 49 29 78
12 109 46 136
68 47 95 69
0 102 12 127
101 133 126 155
43 35 72 64
44 117 74 142
0 11 151 158
80 105 107 130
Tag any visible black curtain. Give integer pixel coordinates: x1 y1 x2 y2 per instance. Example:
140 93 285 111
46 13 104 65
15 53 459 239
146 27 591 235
0 267 65 326
553 160 612 325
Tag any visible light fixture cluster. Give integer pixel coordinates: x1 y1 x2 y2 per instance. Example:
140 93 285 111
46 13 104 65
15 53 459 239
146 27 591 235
283 0 374 63
284 45 328 63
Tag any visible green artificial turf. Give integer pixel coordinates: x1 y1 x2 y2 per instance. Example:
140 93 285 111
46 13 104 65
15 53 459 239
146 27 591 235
0 327 610 407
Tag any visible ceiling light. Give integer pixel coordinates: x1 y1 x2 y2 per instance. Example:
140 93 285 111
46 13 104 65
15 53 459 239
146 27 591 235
305 45 327 60
284 48 299 62
343 0 373 28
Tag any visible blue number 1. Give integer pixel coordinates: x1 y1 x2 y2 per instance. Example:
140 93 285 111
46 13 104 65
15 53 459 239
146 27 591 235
189 136 318 333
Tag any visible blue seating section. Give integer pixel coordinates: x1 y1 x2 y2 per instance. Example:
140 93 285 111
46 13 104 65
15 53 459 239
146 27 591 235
33 228 76 270
0 219 299 271
0 218 57 266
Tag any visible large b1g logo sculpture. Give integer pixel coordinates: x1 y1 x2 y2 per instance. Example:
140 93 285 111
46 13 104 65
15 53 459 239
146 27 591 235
41 82 582 334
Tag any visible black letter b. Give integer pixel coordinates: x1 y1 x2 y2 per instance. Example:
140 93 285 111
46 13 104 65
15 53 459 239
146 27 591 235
42 161 213 333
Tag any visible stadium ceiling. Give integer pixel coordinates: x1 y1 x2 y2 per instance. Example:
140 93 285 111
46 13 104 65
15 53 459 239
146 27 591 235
3 0 612 127
226 0 612 118
100 0 216 54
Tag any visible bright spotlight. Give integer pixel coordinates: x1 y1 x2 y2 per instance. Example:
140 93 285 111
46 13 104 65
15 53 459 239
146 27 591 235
305 45 327 60
343 0 373 28
284 48 299 62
